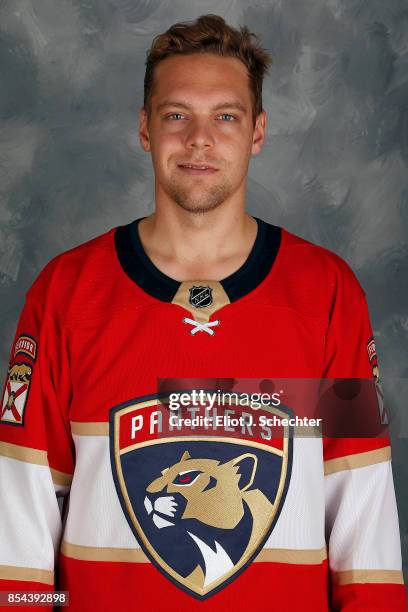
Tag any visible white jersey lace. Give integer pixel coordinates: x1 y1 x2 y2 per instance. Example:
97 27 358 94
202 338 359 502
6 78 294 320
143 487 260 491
183 317 220 336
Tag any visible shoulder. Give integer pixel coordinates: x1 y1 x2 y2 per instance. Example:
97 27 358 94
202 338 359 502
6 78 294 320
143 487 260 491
26 225 118 312
278 226 367 313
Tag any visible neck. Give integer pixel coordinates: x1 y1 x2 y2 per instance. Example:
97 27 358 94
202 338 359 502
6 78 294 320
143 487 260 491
137 204 258 281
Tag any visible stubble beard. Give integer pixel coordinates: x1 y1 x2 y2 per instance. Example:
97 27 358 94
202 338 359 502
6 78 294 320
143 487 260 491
165 172 234 214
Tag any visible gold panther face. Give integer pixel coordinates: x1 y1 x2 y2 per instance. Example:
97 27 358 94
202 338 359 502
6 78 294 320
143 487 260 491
144 450 259 530
140 447 278 593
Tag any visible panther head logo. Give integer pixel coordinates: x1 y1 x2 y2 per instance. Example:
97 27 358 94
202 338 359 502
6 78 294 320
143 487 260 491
8 363 32 383
110 395 293 599
143 449 274 589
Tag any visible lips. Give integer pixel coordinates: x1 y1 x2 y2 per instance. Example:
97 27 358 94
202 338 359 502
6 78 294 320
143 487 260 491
177 162 218 175
178 163 217 170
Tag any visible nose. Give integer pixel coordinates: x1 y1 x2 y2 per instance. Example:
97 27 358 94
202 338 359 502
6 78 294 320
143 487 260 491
184 117 214 149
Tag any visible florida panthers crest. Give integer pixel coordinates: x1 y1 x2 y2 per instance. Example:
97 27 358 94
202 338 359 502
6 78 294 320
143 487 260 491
1 334 37 426
109 392 293 600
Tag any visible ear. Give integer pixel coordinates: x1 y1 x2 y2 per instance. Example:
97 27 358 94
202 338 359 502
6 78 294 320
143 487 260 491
251 109 267 156
180 450 191 462
139 106 151 152
229 453 258 491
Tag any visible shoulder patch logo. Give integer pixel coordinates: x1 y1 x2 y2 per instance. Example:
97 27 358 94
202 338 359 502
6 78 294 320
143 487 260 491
366 337 376 363
1 334 37 426
366 336 388 425
14 334 37 361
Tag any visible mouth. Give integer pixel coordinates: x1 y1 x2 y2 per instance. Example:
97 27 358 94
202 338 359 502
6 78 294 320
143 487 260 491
177 163 218 176
144 495 176 529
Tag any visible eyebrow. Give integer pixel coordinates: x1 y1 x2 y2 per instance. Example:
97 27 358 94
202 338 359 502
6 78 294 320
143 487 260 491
156 100 247 113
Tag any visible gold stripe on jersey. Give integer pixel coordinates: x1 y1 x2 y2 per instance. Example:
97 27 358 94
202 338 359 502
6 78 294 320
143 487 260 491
60 541 147 563
324 446 391 475
50 467 73 486
257 546 327 564
0 441 48 465
70 421 109 435
0 441 73 486
332 569 404 585
293 425 322 437
60 539 327 565
0 564 54 585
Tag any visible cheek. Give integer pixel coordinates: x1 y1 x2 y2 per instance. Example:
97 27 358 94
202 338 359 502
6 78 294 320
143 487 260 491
224 144 252 172
154 135 183 161
149 142 174 170
218 129 252 154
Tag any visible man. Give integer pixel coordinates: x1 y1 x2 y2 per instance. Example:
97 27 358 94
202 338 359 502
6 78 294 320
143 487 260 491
0 14 406 612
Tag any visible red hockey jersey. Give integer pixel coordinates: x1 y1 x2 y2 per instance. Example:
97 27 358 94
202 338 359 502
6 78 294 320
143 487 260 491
0 217 406 611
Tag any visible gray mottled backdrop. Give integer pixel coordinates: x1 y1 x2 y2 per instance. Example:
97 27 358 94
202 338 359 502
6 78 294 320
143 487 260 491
1 0 407 587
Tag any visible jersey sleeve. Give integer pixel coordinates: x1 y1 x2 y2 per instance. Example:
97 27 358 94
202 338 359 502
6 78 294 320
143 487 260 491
321 263 407 610
0 260 74 607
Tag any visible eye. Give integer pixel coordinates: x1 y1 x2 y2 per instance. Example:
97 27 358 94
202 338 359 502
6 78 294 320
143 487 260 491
167 113 185 120
173 470 202 486
218 113 236 121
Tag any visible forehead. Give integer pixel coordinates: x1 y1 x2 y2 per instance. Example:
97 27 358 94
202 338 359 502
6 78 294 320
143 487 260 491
151 53 252 108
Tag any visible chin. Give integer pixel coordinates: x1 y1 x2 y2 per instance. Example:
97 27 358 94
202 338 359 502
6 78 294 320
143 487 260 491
174 199 226 214
166 184 231 214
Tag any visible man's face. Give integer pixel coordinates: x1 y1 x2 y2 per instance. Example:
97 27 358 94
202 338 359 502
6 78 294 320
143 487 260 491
139 53 266 214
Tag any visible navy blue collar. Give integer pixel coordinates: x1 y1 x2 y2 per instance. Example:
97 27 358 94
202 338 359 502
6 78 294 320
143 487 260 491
114 216 281 303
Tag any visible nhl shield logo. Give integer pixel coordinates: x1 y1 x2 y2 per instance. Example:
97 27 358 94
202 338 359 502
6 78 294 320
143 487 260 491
109 392 293 600
0 361 32 425
188 285 213 308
